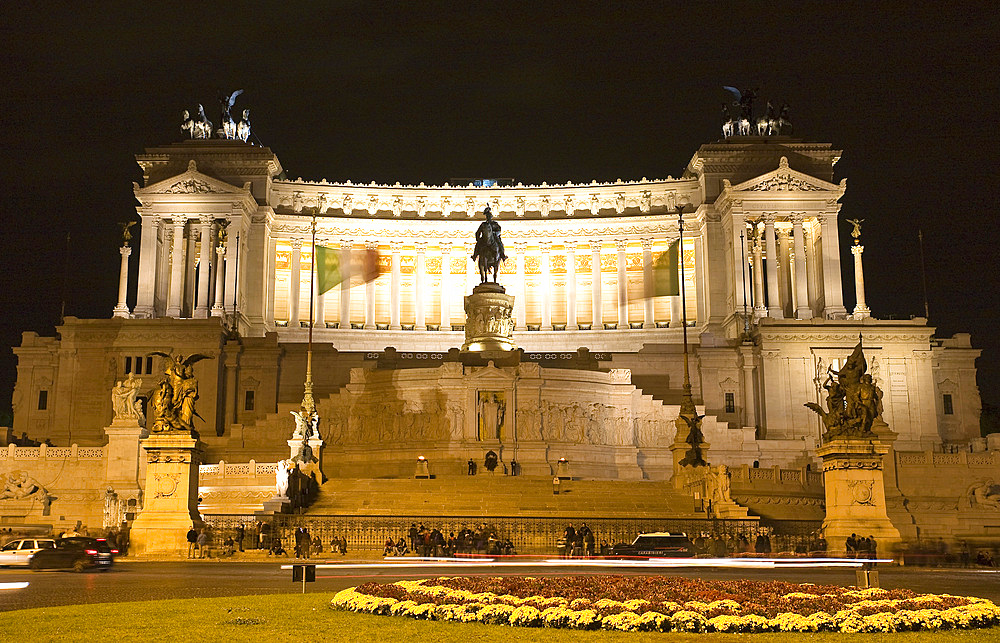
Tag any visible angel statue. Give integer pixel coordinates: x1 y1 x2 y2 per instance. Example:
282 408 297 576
118 220 137 246
220 90 244 140
846 218 864 240
147 352 211 434
677 411 709 467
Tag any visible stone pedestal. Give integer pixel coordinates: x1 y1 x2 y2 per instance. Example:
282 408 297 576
414 457 430 479
129 434 202 556
103 422 145 509
817 437 900 556
462 284 516 353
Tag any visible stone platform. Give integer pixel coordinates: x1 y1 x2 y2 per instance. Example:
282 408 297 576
304 476 702 518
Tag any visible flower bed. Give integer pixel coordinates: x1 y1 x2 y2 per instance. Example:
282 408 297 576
330 575 1000 633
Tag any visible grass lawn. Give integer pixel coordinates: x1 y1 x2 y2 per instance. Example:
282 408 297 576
1 593 998 642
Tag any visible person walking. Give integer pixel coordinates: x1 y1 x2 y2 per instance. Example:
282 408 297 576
186 527 198 559
235 524 245 552
196 529 208 558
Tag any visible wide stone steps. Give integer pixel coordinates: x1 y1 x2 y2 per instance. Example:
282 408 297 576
305 476 699 518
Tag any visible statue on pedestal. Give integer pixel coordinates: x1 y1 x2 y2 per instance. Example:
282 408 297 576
111 373 143 423
147 352 210 435
805 341 885 441
219 90 244 140
471 205 507 284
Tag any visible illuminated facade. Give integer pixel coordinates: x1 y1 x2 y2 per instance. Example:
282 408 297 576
13 137 982 464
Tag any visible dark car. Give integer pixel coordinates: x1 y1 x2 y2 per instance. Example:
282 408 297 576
29 537 115 572
610 532 694 558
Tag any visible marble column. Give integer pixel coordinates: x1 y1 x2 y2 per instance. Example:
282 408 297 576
694 234 706 326
465 241 476 294
615 239 628 329
791 214 811 319
134 215 157 318
566 242 578 329
289 239 302 326
113 246 132 318
763 214 783 318
590 240 602 329
195 216 213 318
819 214 847 317
514 242 527 330
751 225 765 315
540 241 552 329
211 243 226 317
852 243 871 319
670 237 682 327
365 241 378 329
439 242 452 330
778 228 793 318
165 219 186 318
414 242 426 329
641 239 654 328
223 220 240 323
390 241 402 329
315 239 326 328
339 241 352 328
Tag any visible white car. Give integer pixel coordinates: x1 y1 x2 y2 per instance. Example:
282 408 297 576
0 538 57 566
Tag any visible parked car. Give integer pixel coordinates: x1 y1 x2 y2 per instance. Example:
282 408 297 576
609 532 694 558
29 537 115 572
0 538 57 567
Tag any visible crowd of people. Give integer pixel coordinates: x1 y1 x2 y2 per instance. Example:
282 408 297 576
382 523 516 557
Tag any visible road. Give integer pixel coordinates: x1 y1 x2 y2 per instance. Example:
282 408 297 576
2 560 1000 613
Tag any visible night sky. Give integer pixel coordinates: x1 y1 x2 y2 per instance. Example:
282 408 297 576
1 4 998 422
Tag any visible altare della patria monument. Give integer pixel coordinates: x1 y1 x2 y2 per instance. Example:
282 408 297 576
1 92 996 556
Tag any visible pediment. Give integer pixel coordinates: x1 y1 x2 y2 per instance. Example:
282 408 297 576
467 361 515 382
727 157 845 194
134 160 250 196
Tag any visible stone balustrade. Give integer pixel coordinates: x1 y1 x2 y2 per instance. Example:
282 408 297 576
198 460 277 482
895 450 1000 468
0 443 105 460
730 464 823 489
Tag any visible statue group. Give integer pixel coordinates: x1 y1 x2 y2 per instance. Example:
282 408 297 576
147 353 210 435
805 341 885 441
111 373 145 425
721 87 792 138
180 90 251 142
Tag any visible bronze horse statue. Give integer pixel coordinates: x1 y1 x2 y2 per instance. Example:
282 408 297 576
471 205 507 283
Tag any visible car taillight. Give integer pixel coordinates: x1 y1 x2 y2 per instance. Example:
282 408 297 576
110 549 119 554
85 549 98 555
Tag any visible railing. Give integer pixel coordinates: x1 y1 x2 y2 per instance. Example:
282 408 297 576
0 444 105 460
731 465 822 489
202 513 821 554
896 450 999 468
199 460 277 480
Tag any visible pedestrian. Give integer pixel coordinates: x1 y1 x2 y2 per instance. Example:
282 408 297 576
467 459 475 475
196 529 208 558
960 540 971 568
186 527 198 559
235 524 245 552
408 523 419 552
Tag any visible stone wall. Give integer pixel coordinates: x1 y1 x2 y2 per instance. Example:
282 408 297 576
0 444 108 529
890 448 1000 542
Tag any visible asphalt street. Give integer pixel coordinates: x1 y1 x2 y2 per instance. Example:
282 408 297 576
2 561 999 613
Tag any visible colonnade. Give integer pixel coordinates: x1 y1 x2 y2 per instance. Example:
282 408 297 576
278 238 697 330
131 216 236 320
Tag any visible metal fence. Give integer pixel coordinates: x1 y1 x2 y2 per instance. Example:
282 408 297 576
202 513 822 554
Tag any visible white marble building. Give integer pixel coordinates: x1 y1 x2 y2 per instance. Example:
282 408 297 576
11 136 982 471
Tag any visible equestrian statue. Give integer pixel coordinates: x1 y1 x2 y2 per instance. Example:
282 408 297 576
471 205 507 284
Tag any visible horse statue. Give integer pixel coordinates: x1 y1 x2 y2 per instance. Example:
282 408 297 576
180 110 195 138
777 103 792 135
193 104 213 139
471 205 507 284
236 109 251 142
220 89 244 140
738 117 751 136
757 101 776 136
721 104 734 138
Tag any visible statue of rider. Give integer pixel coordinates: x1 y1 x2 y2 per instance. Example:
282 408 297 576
471 205 508 283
